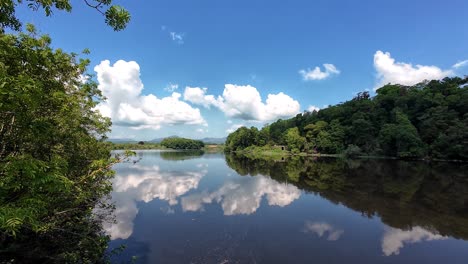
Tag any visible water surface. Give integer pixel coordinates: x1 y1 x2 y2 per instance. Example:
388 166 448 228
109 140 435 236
107 150 468 263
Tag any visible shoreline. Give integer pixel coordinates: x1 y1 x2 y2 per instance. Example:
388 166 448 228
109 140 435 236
229 148 467 163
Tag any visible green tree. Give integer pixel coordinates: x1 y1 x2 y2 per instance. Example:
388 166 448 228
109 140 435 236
378 110 426 158
1 0 130 32
0 25 127 262
160 137 205 150
284 127 306 153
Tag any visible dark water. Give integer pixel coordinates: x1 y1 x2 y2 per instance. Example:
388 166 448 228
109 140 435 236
107 150 468 263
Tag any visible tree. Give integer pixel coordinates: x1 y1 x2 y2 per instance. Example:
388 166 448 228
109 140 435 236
225 126 259 151
160 137 204 150
378 110 426 158
0 25 128 262
0 0 131 32
284 127 306 153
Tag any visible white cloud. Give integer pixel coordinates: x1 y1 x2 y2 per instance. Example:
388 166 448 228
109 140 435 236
104 163 207 239
183 86 222 109
453 60 468 69
164 83 179 92
299 63 340 81
307 105 320 112
170 32 184 44
373 50 453 89
184 84 300 122
381 226 448 256
181 175 301 215
303 221 344 241
94 60 206 130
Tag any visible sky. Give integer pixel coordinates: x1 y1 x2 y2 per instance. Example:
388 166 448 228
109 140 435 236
14 0 468 140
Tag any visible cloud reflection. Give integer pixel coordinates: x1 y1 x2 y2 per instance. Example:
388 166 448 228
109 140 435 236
105 164 206 240
181 176 301 215
381 226 448 256
303 221 344 241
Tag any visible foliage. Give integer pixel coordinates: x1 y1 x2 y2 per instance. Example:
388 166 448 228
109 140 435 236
343 144 362 158
160 137 205 150
110 142 163 150
225 78 468 160
0 0 130 32
225 126 260 152
0 25 127 262
284 127 306 153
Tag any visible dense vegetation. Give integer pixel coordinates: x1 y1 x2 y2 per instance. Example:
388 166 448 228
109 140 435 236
160 137 205 150
110 142 163 150
0 25 131 262
225 77 468 160
0 2 133 262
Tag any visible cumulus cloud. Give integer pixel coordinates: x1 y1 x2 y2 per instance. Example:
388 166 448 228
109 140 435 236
184 84 300 122
94 60 205 130
183 87 222 109
373 51 453 89
181 175 301 215
381 226 448 256
303 221 344 241
104 163 207 239
299 64 340 81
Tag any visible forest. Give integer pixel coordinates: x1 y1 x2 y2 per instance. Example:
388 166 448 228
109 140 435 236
225 77 468 161
160 137 205 150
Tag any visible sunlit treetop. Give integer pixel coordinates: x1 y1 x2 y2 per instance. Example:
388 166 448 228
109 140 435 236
0 0 130 32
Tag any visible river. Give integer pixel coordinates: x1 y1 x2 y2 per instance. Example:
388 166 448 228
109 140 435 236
106 150 468 263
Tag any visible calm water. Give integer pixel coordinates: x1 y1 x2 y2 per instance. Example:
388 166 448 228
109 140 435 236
107 150 468 263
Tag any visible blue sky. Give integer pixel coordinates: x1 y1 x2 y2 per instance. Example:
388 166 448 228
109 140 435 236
15 0 468 140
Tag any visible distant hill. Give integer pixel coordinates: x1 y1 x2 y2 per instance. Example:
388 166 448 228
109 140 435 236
150 136 225 144
109 135 226 145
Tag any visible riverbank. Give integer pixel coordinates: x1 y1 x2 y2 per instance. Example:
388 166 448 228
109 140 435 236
230 145 467 163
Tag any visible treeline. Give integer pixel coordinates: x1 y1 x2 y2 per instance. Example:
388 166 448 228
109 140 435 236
109 142 162 150
225 77 468 160
160 137 205 150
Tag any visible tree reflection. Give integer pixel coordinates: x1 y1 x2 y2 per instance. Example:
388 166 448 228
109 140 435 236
159 150 204 161
225 154 468 240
